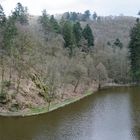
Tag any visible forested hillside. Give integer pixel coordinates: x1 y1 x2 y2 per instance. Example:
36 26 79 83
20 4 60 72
0 3 137 113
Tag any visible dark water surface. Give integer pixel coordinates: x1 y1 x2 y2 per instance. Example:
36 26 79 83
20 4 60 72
0 87 140 140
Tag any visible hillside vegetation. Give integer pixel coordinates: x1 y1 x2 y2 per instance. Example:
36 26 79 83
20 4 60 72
0 3 136 113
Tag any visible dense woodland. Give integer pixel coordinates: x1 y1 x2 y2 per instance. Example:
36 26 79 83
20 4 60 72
0 3 139 112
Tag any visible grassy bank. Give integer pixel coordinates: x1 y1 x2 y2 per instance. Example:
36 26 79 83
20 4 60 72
0 90 97 117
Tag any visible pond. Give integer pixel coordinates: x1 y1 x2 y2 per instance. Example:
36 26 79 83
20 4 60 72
0 87 140 140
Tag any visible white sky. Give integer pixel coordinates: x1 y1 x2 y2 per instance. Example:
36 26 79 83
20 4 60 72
1 0 140 16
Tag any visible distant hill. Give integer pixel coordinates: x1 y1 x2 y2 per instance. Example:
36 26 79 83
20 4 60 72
81 16 136 49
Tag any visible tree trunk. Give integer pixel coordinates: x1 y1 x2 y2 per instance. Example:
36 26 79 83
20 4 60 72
9 49 13 82
61 89 65 99
98 83 101 90
9 64 12 82
48 101 51 111
1 55 5 94
73 79 80 93
98 73 101 90
16 71 22 94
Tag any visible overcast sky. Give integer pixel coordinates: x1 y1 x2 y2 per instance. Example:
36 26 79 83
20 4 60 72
1 0 140 16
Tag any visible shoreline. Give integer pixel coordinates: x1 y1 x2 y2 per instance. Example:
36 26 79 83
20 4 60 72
0 89 98 117
101 83 136 89
0 83 136 117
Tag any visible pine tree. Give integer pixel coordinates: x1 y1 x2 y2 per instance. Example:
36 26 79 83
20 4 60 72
3 17 17 50
70 12 78 21
62 12 70 20
0 4 6 95
114 38 123 49
40 9 51 34
82 24 94 48
73 22 82 46
93 12 97 20
129 20 140 82
3 16 17 81
82 10 90 21
12 2 28 25
0 5 6 26
50 15 60 33
62 21 75 56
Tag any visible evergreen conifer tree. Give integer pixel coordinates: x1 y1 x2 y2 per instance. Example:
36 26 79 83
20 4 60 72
82 24 94 47
73 22 82 47
12 2 28 25
62 21 75 56
50 15 60 33
129 20 140 82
